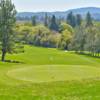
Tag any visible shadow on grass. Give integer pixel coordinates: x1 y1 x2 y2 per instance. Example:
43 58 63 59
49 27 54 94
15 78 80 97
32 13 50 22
0 60 24 64
76 52 100 59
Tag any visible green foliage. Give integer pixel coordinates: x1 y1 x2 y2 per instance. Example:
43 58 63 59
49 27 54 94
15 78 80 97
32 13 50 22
76 14 82 26
85 27 96 52
49 15 59 31
67 12 76 27
32 16 37 26
59 22 73 33
0 0 16 61
86 12 93 27
33 25 50 46
44 13 48 27
70 24 100 56
33 25 60 48
58 23 73 50
59 29 73 50
14 22 74 50
67 13 82 27
70 26 86 52
84 26 100 55
15 23 34 44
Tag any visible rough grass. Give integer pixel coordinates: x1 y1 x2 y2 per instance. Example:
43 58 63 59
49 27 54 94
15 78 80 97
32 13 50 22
0 45 100 100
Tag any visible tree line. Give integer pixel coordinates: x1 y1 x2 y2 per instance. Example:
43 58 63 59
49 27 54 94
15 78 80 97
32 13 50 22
69 12 100 57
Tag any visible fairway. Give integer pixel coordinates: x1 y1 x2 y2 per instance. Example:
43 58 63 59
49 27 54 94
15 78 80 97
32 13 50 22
0 46 100 100
8 65 100 83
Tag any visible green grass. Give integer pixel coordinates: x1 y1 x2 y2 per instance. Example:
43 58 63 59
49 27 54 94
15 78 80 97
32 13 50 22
7 65 100 83
0 45 100 100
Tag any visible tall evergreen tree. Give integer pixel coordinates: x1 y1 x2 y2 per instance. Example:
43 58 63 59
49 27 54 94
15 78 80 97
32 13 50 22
49 15 59 31
86 12 93 27
76 14 82 26
0 0 16 61
44 13 48 27
67 12 76 27
32 16 36 26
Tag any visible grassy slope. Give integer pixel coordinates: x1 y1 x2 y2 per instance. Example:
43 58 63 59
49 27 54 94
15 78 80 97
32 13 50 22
0 45 100 100
6 45 100 65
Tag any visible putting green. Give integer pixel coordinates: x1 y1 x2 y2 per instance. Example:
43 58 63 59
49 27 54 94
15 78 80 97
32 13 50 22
7 65 100 83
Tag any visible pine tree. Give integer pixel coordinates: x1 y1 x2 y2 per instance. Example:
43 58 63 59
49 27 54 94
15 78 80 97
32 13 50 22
86 12 93 27
67 12 76 27
0 0 16 61
44 13 48 27
76 14 82 26
32 16 36 26
49 15 59 32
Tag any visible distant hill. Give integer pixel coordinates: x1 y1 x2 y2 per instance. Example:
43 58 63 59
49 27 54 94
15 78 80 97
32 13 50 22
16 7 100 21
67 7 100 20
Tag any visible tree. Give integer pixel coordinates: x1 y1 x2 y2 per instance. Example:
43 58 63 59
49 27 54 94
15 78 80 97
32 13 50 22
94 31 100 56
59 29 73 50
70 26 86 53
86 12 93 27
76 14 82 26
32 16 36 26
67 12 76 27
85 27 97 56
44 13 48 27
49 15 59 32
33 25 50 46
59 22 73 33
58 23 73 50
0 0 16 61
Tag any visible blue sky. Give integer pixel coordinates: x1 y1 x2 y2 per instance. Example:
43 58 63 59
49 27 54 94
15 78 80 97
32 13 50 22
12 0 100 12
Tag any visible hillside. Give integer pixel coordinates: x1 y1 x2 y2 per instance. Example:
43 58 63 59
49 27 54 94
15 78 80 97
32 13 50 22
16 7 100 20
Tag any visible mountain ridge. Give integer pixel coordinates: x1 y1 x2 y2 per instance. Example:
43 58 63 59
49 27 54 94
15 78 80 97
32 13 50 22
16 7 100 20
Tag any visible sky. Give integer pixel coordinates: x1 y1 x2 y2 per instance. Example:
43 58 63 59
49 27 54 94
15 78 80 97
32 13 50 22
12 0 100 12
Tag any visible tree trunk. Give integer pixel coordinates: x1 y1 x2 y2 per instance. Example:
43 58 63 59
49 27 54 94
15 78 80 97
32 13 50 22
1 50 6 62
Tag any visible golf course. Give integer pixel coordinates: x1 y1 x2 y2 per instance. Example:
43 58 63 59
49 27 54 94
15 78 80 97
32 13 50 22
0 45 100 100
0 0 100 99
